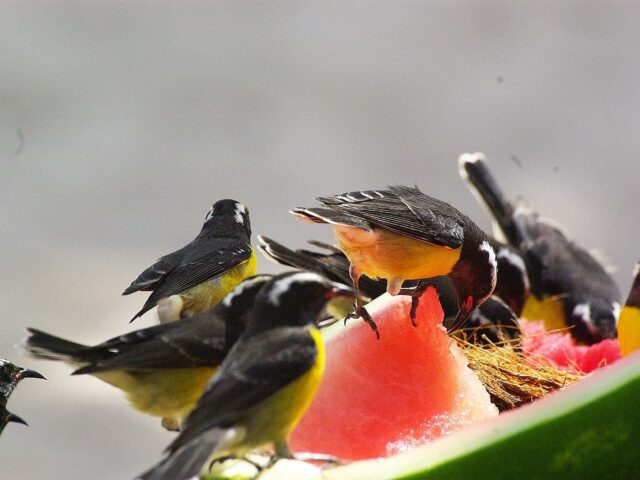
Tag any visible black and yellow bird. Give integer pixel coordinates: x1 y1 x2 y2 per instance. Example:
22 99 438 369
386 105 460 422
124 199 257 323
291 186 497 337
137 272 353 480
258 235 521 346
0 359 44 437
24 275 272 431
459 152 621 344
618 261 640 356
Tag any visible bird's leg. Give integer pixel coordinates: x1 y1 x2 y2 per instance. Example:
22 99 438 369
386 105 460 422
208 454 264 475
397 280 437 327
292 452 346 467
345 265 380 339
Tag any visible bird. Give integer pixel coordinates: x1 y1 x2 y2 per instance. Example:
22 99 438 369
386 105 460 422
258 235 521 346
291 186 497 337
123 199 257 323
618 261 640 356
24 275 273 431
137 272 353 480
459 152 621 344
0 359 44 438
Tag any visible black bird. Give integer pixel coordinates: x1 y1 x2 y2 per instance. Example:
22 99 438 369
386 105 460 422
137 272 353 480
258 235 521 345
123 199 257 323
459 152 621 344
291 186 497 337
25 275 272 431
0 359 44 438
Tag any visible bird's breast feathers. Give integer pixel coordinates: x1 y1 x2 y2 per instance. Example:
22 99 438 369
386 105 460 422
332 225 461 280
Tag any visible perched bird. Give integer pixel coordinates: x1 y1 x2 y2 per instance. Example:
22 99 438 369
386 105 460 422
618 261 640 356
259 235 521 345
124 199 257 323
137 272 353 480
24 275 272 431
291 186 497 337
459 152 621 344
0 359 44 438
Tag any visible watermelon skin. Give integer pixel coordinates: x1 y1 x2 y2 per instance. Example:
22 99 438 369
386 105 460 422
290 289 498 460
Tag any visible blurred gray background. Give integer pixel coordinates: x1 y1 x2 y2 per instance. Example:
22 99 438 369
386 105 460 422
1 2 639 479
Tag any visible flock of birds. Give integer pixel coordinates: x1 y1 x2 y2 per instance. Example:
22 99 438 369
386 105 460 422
1 153 638 480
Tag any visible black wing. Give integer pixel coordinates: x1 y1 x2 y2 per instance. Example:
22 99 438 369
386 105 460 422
168 327 317 452
130 239 253 320
317 186 465 248
75 311 234 374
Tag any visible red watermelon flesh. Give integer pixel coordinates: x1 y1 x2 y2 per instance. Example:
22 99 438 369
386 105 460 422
290 288 498 460
522 320 621 373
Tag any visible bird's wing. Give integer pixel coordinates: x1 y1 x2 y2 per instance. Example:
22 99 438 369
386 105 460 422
317 187 465 248
123 252 182 295
168 327 317 452
75 314 232 373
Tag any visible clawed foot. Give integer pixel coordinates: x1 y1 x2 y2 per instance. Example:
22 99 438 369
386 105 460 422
398 281 436 327
345 306 380 339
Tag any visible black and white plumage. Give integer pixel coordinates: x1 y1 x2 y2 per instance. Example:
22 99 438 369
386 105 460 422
459 152 621 343
0 359 45 437
124 199 255 323
292 186 497 335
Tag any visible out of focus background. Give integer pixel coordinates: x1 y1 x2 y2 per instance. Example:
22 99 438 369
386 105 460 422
1 2 639 479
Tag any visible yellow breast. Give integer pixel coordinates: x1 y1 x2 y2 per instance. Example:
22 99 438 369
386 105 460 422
332 225 461 281
180 250 258 315
618 305 640 356
96 366 217 418
521 295 568 331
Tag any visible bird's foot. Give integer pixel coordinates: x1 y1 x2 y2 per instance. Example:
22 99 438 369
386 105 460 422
398 281 437 327
345 306 380 339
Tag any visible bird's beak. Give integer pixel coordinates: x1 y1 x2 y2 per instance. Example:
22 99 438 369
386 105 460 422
447 296 475 334
6 413 28 426
326 282 355 299
18 368 46 381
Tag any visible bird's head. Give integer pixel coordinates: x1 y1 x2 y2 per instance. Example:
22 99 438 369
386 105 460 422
448 239 497 332
570 300 620 344
251 272 354 331
203 199 251 239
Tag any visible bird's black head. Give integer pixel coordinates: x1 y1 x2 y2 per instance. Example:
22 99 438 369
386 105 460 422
1 359 45 399
202 199 251 239
248 272 354 333
448 235 497 332
218 274 274 331
568 299 620 344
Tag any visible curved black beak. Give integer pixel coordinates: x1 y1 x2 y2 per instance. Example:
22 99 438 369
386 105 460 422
447 296 475 333
18 368 46 381
6 412 28 426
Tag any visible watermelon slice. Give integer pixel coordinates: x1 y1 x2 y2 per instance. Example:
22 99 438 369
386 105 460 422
290 288 498 460
522 320 622 373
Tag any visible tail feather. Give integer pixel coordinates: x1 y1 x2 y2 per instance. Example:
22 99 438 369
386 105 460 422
458 153 526 247
23 328 93 364
137 429 226 480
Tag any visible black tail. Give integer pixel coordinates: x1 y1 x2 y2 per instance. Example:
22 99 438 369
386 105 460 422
23 328 95 364
458 153 526 247
137 429 225 480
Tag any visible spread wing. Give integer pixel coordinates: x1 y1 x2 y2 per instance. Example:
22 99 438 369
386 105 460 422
168 327 317 452
74 311 234 373
316 186 465 248
129 240 253 320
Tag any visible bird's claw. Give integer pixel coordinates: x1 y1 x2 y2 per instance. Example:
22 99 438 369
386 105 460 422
345 307 380 339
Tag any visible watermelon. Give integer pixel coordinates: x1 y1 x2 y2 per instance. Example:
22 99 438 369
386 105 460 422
522 320 622 373
290 288 498 460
